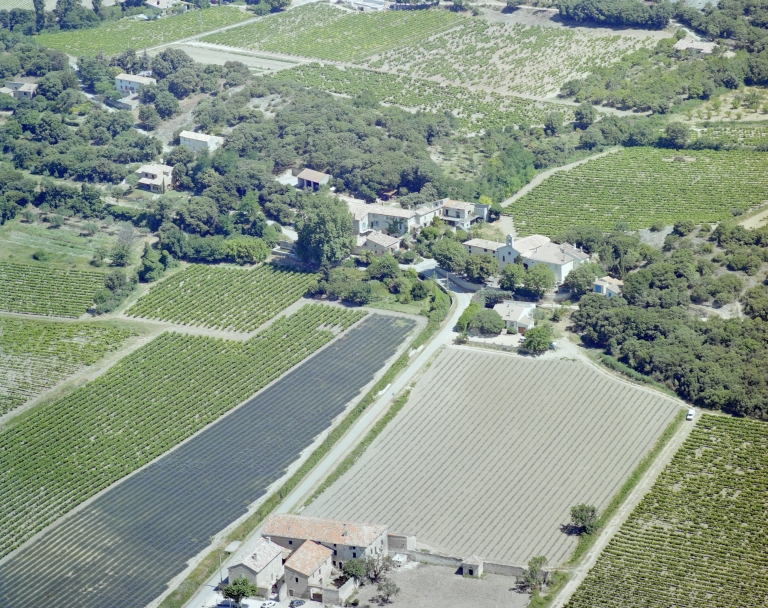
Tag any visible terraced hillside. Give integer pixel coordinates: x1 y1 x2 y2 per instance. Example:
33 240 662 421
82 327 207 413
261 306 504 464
305 347 680 565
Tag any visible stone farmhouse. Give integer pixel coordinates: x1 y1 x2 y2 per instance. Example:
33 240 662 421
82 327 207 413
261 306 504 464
594 276 623 298
355 231 402 256
114 73 155 96
0 81 37 99
135 163 173 193
297 168 332 190
284 540 334 602
227 537 284 597
463 233 589 284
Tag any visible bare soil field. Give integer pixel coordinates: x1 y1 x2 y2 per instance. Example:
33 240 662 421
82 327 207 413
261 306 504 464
304 347 679 566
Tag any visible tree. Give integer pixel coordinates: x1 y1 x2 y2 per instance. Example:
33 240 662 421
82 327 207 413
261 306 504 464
138 105 161 131
342 558 367 583
154 91 179 119
377 580 400 603
456 302 481 332
665 122 690 149
367 254 400 281
227 236 269 265
505 0 524 8
33 0 45 31
431 238 467 273
111 242 131 266
222 577 259 608
570 503 599 535
544 111 563 135
574 102 596 128
521 325 552 354
295 196 355 266
517 556 548 592
563 263 602 299
364 555 394 583
673 219 695 236
470 308 505 335
579 126 604 150
138 243 165 282
524 264 556 299
465 253 497 284
499 263 525 291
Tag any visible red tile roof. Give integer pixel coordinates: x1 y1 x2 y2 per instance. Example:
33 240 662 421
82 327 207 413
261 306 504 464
263 514 387 547
284 541 332 577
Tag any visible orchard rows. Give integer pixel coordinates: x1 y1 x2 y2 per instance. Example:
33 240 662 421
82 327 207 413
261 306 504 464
273 64 566 132
0 304 365 558
127 263 317 332
0 318 133 415
504 148 768 235
566 415 768 608
0 263 104 318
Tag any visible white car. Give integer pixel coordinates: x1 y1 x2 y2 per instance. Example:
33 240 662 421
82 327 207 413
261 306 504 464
260 602 276 608
686 409 695 421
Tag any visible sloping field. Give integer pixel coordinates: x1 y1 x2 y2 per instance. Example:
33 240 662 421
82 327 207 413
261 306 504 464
503 148 768 235
0 262 104 317
566 415 768 608
0 314 415 608
305 347 679 566
0 304 363 559
0 317 133 415
36 7 250 57
126 263 317 332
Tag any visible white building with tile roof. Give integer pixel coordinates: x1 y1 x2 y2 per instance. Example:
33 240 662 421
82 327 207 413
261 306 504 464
227 537 284 597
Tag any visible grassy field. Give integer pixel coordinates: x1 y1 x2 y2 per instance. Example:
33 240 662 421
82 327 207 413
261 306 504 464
504 148 768 235
0 262 105 317
204 5 461 62
273 64 571 131
366 19 655 97
305 347 679 566
0 317 134 416
36 7 250 57
565 415 768 608
126 263 317 332
0 304 365 559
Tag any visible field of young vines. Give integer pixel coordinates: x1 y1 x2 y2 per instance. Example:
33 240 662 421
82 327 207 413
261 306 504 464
695 121 768 147
273 64 568 132
36 7 250 57
203 5 461 62
0 263 104 318
566 415 768 608
366 19 654 97
504 148 768 235
126 264 317 332
0 318 133 416
0 304 365 558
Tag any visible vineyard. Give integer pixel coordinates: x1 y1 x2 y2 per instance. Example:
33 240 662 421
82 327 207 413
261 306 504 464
504 148 768 235
366 19 654 97
0 313 415 608
695 121 768 146
203 5 461 62
0 304 365 558
273 64 569 132
36 7 250 57
0 318 133 416
0 263 104 318
566 415 768 608
126 264 317 332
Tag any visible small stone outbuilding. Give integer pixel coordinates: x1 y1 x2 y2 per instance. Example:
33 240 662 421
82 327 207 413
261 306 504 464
462 555 484 577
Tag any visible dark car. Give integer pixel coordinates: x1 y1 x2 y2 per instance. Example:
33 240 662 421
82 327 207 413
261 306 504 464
289 601 306 608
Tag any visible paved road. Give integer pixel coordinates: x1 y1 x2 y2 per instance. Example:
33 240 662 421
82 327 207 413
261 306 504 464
171 288 473 608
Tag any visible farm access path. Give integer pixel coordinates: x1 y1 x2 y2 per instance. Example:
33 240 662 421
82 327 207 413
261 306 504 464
177 288 474 608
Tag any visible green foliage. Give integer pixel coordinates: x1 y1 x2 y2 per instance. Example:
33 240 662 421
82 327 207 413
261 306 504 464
524 264 556 298
469 308 504 335
521 325 552 354
431 238 467 273
295 196 355 266
558 0 671 29
226 236 269 265
0 263 105 317
504 149 768 235
517 556 548 592
128 264 317 332
0 304 364 559
564 262 601 298
456 302 481 333
343 558 368 583
499 262 525 291
570 503 599 535
37 8 250 57
222 577 259 606
565 415 768 608
366 254 400 281
0 317 133 415
464 253 497 284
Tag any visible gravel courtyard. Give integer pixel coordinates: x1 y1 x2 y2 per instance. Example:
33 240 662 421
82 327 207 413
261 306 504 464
355 562 529 608
304 347 680 566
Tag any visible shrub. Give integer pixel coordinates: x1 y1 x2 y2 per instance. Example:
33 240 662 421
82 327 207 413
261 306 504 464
32 250 54 262
470 308 504 335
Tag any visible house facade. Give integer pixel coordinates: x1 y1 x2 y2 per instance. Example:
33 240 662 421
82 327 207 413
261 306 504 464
440 199 476 231
179 130 224 154
462 238 502 257
362 231 402 256
496 234 590 284
262 514 388 571
593 276 623 298
2 82 37 99
135 163 173 193
297 168 331 190
115 73 156 95
347 198 483 237
492 300 536 334
227 537 285 597
284 541 333 602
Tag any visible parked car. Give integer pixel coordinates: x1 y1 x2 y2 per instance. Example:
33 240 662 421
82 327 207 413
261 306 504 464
260 602 276 608
686 409 695 421
289 601 306 608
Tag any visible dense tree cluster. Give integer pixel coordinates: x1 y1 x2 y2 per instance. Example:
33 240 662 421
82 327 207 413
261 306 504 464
558 0 672 30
